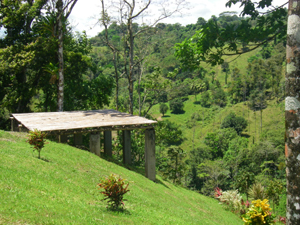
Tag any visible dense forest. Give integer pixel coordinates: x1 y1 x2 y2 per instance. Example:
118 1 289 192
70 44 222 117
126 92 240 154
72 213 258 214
0 0 290 220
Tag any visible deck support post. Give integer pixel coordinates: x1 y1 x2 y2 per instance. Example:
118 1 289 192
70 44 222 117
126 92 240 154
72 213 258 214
145 128 156 181
10 118 18 132
74 133 83 146
90 132 101 156
122 130 131 165
60 135 68 143
104 131 112 157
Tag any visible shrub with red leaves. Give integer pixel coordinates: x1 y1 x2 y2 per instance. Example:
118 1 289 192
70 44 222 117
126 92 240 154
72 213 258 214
214 187 222 198
98 174 130 209
279 216 286 224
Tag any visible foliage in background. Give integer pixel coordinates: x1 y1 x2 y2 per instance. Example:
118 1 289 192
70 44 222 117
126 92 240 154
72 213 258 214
98 174 130 210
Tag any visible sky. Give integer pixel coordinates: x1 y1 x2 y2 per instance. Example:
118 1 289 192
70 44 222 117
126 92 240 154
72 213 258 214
68 0 286 38
0 0 286 38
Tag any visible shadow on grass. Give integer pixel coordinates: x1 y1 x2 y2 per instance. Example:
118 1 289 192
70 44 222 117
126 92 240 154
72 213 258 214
162 115 170 118
193 101 201 105
37 157 51 162
171 110 185 114
100 155 171 189
106 207 131 215
100 155 146 177
155 177 170 189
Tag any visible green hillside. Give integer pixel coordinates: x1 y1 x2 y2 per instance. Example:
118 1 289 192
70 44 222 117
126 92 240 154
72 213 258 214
0 130 242 225
150 95 284 153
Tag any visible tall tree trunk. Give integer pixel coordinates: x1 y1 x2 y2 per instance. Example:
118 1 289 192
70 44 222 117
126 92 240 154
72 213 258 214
100 0 119 111
260 109 262 134
114 51 119 111
57 0 64 112
128 20 134 115
254 111 256 143
285 1 300 224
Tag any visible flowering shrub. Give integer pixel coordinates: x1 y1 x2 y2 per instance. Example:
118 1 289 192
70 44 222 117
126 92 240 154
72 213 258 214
214 187 222 198
27 129 47 159
279 216 286 224
242 199 275 225
98 174 130 209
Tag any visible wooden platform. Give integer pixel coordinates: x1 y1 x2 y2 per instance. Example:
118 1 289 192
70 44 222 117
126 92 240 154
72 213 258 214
11 109 157 132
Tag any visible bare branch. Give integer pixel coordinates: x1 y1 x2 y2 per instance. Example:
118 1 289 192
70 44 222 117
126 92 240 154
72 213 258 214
64 0 78 19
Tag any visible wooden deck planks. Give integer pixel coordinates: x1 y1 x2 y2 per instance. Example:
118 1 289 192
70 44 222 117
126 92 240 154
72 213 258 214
12 109 157 132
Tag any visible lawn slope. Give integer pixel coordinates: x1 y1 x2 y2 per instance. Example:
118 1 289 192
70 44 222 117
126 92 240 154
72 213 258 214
0 130 242 225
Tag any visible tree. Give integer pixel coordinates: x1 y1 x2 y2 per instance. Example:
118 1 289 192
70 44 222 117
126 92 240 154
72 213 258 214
174 1 287 67
169 98 184 114
164 146 186 184
221 62 230 84
54 0 78 112
139 67 170 116
0 1 113 123
199 91 211 108
221 112 248 135
99 0 186 115
204 128 238 158
175 2 300 221
285 2 300 222
159 103 168 117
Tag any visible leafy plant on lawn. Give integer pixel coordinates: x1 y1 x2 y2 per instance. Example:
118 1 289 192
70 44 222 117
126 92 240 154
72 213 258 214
248 183 265 201
217 189 243 213
98 174 130 210
241 199 275 225
27 129 47 159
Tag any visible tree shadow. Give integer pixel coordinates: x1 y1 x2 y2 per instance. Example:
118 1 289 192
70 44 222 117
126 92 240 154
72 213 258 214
162 115 170 118
193 101 201 105
241 133 250 138
171 110 185 114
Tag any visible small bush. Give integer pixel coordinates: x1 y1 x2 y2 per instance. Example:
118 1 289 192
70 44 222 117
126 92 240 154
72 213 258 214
98 174 130 210
169 98 184 114
159 103 169 116
27 129 47 159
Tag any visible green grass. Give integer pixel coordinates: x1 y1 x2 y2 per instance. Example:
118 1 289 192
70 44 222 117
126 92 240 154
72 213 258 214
0 130 242 225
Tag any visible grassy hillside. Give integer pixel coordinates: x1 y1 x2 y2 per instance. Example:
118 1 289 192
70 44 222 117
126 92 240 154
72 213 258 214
0 130 242 225
150 96 284 152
